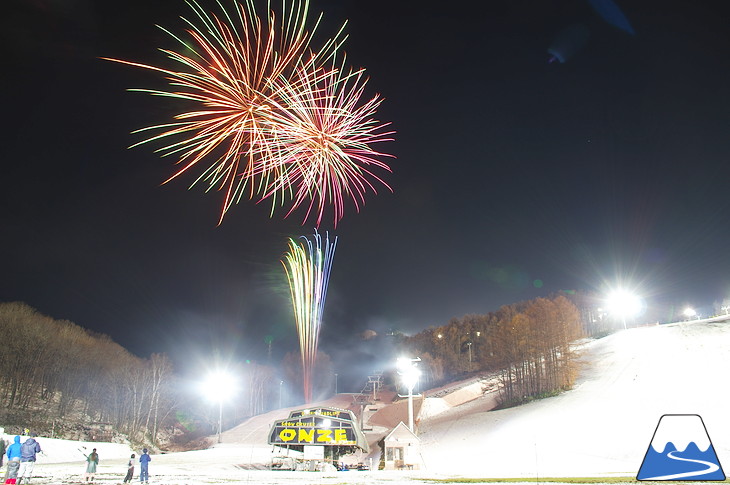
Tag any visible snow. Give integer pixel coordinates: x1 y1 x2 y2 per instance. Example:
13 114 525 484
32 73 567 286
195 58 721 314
649 414 712 452
418 320 730 478
0 437 133 465
4 320 729 483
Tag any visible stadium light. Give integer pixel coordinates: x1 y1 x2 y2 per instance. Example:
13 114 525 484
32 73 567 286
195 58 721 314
397 357 421 433
203 370 238 443
606 289 642 329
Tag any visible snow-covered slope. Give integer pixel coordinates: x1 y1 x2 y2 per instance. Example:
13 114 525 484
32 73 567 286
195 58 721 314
0 435 132 465
417 321 730 478
9 320 730 483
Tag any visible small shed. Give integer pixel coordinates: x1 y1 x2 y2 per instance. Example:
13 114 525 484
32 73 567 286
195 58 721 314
383 422 421 470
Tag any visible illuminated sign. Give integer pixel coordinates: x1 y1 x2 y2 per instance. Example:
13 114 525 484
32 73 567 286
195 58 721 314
277 427 352 444
269 406 369 451
268 414 358 446
288 407 355 421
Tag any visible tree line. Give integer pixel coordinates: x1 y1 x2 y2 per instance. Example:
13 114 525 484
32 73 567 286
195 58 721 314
0 302 279 446
1 294 586 442
0 302 178 443
400 295 584 407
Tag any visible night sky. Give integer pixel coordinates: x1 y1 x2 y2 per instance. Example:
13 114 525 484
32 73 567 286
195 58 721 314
3 0 730 380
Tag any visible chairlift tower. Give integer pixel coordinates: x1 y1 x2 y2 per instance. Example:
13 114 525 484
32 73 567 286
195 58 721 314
352 372 383 430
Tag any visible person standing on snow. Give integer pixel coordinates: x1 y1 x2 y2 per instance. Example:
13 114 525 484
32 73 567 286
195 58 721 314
139 448 151 483
122 453 135 483
83 448 99 482
17 436 41 485
5 436 22 481
5 436 21 462
0 436 6 467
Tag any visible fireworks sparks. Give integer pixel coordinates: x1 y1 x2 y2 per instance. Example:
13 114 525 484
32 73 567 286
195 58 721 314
106 0 394 226
281 231 337 403
262 59 395 226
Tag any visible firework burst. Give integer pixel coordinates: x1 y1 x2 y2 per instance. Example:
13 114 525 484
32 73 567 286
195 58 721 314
106 0 393 226
281 231 337 403
261 59 395 226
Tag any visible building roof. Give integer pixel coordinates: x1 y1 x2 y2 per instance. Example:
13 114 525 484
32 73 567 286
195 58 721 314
384 421 420 444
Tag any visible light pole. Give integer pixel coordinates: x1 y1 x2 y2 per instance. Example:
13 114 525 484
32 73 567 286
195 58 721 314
279 380 284 408
334 373 338 395
217 400 223 443
397 357 421 433
204 370 237 444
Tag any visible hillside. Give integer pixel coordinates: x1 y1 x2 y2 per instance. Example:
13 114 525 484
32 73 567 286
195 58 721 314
6 320 730 482
417 320 730 477
216 319 730 477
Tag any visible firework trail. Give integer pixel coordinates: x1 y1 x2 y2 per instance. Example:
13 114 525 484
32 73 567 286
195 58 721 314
281 231 337 403
105 0 393 226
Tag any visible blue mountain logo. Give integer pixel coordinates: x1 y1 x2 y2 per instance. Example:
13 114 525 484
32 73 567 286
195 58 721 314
637 414 725 481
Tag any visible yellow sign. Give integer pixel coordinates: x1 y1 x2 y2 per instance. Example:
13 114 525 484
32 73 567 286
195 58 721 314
278 427 352 444
269 408 364 449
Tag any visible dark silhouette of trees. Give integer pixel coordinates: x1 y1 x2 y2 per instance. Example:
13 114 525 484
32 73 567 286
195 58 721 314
0 302 178 444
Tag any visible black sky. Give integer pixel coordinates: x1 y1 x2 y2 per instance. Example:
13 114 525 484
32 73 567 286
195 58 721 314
3 0 730 379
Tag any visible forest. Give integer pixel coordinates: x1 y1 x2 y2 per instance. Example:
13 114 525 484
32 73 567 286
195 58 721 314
401 295 587 407
0 302 276 448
